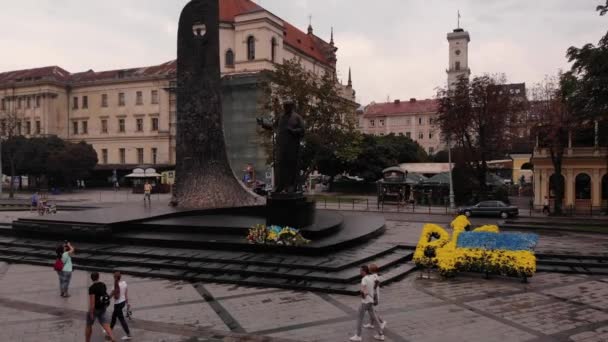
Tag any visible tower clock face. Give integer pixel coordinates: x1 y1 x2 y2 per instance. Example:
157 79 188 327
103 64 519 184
455 49 461 56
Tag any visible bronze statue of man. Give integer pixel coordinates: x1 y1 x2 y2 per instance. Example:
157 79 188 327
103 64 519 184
276 100 305 193
259 100 305 193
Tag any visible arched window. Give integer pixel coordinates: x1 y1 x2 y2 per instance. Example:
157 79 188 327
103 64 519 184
271 37 277 63
225 49 234 67
575 173 591 200
247 36 255 61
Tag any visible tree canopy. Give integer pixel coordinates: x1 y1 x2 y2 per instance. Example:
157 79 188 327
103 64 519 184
258 58 360 182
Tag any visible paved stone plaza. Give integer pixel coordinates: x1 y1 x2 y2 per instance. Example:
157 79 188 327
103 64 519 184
2 261 608 341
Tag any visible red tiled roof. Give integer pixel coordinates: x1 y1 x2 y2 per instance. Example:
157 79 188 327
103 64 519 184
0 66 71 84
219 0 263 22
220 0 332 66
364 99 439 117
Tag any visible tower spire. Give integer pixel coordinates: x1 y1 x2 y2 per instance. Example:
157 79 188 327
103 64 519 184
347 67 352 87
330 27 334 46
457 10 461 29
307 14 313 34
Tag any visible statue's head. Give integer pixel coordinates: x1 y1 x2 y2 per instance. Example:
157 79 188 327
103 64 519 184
283 99 295 114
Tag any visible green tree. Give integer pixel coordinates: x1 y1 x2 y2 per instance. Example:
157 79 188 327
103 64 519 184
47 141 98 188
565 3 608 121
348 134 428 181
258 58 360 185
436 75 520 197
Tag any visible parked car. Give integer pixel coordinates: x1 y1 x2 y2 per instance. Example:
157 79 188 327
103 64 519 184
457 201 519 219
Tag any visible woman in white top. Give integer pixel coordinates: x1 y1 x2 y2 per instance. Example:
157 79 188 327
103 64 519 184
110 272 132 340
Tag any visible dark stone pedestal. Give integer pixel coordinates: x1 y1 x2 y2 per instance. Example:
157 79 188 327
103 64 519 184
266 193 315 229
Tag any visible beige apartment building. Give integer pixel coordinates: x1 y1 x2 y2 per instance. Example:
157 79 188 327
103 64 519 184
0 0 355 182
359 98 443 155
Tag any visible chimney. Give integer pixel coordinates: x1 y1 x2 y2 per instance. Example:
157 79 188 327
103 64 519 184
410 98 416 103
394 99 400 104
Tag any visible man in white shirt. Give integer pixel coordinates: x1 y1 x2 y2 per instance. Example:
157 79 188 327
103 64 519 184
350 265 385 341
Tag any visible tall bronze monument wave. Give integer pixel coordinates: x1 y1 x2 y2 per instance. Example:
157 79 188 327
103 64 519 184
174 0 259 209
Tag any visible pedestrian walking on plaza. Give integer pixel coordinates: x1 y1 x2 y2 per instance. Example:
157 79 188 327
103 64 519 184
143 181 152 205
109 272 132 340
542 196 550 215
86 272 115 342
56 241 74 297
364 264 387 331
350 265 385 341
30 192 39 212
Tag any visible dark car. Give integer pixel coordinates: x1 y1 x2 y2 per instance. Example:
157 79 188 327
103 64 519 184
457 201 519 219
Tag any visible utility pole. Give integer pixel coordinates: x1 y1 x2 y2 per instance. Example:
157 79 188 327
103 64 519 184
448 138 455 210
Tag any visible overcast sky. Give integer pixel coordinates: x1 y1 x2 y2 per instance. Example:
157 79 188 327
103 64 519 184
1 0 605 104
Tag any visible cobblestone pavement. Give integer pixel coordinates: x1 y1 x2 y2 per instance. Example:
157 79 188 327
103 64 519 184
2 261 608 342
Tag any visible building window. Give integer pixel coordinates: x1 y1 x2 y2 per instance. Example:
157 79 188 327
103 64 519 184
271 37 277 62
82 96 88 109
225 49 235 67
17 98 22 109
35 121 41 135
429 132 433 139
101 119 108 133
247 36 255 61
26 97 31 109
429 147 435 154
369 120 375 127
0 98 5 110
575 173 592 200
16 122 21 136
418 132 424 139
137 148 144 164
118 93 125 106
26 121 31 135
152 148 158 165
136 91 143 105
118 118 125 133
405 118 411 125
406 132 411 138
419 117 423 125
136 118 143 132
151 90 159 104
119 148 126 164
379 119 385 127
101 94 108 107
82 121 88 134
35 96 41 108
72 121 79 135
455 61 461 71
101 149 108 165
151 117 159 131
73 97 78 110
0 120 6 136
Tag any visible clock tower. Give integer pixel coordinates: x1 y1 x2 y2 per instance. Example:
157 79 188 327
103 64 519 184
447 27 471 89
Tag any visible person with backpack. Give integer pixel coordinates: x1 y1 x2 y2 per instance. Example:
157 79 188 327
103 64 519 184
109 272 132 340
86 272 115 342
54 241 75 297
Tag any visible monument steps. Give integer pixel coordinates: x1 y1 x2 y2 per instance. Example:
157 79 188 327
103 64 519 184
0 236 416 294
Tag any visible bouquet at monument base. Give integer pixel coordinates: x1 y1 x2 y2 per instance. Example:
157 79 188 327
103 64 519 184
247 224 310 246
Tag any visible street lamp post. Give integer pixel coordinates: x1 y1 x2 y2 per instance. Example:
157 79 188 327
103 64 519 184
448 138 455 210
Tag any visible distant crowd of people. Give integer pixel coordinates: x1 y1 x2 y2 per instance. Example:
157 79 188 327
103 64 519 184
54 242 133 341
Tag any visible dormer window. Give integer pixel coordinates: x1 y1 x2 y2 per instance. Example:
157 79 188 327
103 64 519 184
247 36 255 61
